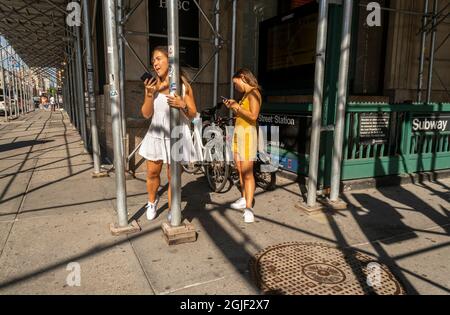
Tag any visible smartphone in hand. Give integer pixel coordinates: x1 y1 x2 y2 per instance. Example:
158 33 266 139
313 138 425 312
141 72 154 82
220 96 228 102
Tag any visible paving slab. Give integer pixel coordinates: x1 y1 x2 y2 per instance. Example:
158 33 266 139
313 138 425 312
352 228 450 295
0 198 23 222
30 164 94 185
0 159 37 176
19 177 113 219
0 222 13 252
0 169 34 200
0 211 153 295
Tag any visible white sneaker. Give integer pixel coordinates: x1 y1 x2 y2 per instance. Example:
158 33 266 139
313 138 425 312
146 197 159 221
243 209 255 223
231 197 247 210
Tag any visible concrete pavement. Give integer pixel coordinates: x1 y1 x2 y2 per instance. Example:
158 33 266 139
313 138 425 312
0 110 449 295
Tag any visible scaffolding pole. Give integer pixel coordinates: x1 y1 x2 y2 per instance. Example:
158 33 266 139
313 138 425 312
82 0 103 175
427 0 439 104
306 0 329 208
167 0 182 227
213 0 220 108
18 60 24 115
103 0 129 229
10 47 19 118
74 23 88 148
229 0 237 118
69 44 79 130
117 0 128 172
6 49 14 120
329 0 353 204
0 40 7 122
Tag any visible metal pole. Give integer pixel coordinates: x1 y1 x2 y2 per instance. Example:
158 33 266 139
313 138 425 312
167 0 182 227
74 24 88 147
82 0 102 174
426 0 438 104
82 0 101 174
103 0 128 227
6 54 13 120
213 0 220 108
418 0 429 103
24 68 28 113
117 0 128 171
27 75 32 112
14 57 19 117
23 67 27 113
0 42 7 122
67 47 76 127
8 47 14 117
18 58 23 115
330 0 353 202
306 0 329 208
18 60 24 115
10 47 19 118
229 0 237 118
69 49 79 129
62 79 67 113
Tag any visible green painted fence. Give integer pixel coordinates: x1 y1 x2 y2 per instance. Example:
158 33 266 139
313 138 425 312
341 102 450 180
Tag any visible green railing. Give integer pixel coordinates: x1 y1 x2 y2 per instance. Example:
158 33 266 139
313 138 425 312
342 103 450 180
261 102 450 182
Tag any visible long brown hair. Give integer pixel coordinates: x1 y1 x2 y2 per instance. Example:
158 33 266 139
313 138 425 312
152 46 191 92
233 68 262 93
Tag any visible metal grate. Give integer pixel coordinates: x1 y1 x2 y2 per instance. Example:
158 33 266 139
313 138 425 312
249 242 405 295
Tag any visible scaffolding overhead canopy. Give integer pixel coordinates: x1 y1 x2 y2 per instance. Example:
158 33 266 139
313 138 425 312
0 0 67 69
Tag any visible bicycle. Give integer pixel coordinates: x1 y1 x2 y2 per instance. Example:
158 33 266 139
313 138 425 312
182 103 222 174
202 114 279 193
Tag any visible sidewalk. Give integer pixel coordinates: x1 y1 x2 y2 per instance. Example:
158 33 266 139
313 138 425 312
0 110 449 295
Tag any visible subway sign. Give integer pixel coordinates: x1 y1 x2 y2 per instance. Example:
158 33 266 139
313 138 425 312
412 116 450 132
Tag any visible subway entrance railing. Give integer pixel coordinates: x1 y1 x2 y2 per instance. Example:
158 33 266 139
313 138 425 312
260 102 450 185
342 102 450 180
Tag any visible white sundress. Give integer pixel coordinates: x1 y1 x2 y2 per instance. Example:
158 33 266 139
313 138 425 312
139 91 198 164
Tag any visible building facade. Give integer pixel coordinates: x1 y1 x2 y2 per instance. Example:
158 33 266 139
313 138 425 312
89 0 450 181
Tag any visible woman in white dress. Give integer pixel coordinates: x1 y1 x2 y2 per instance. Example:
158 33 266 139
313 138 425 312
139 46 198 221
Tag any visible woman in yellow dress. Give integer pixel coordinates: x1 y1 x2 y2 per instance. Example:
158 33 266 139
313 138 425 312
224 68 262 223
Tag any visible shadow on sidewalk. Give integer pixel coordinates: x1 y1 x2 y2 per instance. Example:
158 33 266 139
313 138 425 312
0 140 54 153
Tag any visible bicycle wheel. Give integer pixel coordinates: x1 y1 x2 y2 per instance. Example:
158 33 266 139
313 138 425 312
205 160 230 193
182 162 202 174
255 166 277 191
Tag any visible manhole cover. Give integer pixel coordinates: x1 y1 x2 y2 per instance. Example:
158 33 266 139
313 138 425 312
249 242 405 295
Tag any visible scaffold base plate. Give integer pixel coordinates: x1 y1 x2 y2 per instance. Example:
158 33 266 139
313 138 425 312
162 221 197 246
324 198 348 211
295 201 326 215
110 220 141 236
92 171 109 178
